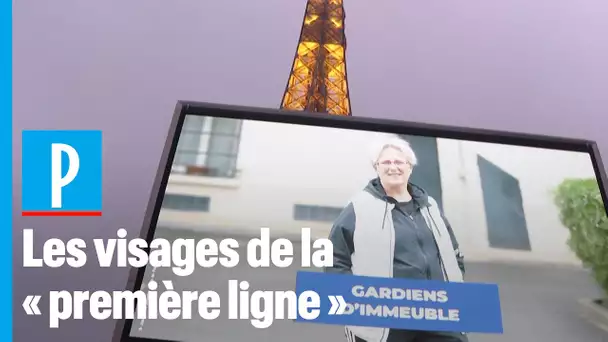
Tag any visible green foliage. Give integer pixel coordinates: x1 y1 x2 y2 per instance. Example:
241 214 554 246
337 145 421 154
554 178 608 297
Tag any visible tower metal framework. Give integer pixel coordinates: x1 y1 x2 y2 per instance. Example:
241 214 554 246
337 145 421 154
280 0 352 116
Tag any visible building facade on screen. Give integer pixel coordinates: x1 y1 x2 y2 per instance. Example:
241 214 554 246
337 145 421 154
160 116 598 266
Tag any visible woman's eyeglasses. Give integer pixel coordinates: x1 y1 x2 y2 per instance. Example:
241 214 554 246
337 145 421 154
377 159 410 167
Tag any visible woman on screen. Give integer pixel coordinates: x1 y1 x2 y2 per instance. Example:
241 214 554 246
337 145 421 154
325 136 467 342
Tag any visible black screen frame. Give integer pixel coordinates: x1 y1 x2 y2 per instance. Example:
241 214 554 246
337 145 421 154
116 100 608 342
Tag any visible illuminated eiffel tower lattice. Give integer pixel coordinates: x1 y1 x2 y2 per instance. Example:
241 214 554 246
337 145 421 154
280 0 352 116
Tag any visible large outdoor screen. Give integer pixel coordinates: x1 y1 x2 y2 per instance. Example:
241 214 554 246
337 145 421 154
124 104 608 342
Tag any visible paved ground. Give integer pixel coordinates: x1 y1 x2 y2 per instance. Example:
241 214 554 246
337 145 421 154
130 228 608 342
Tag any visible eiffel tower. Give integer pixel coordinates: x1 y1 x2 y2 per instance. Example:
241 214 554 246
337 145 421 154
280 0 352 116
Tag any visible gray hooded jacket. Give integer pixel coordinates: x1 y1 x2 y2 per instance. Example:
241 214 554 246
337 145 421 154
325 177 465 281
324 178 466 342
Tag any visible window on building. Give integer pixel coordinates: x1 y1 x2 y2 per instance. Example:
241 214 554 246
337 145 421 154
161 194 210 212
293 204 343 222
477 155 531 251
171 116 243 178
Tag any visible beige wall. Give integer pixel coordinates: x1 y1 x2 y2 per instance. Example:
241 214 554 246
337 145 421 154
161 120 384 236
437 139 596 265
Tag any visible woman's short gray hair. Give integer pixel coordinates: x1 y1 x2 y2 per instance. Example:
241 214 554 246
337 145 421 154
369 135 418 168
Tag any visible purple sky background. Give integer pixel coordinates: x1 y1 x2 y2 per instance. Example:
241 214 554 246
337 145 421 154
12 0 608 341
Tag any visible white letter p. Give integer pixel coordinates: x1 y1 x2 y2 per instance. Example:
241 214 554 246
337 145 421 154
51 143 80 209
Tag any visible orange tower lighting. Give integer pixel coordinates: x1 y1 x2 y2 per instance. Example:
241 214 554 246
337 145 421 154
280 0 352 116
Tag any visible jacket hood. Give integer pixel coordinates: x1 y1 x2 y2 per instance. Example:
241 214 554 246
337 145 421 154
364 177 430 207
